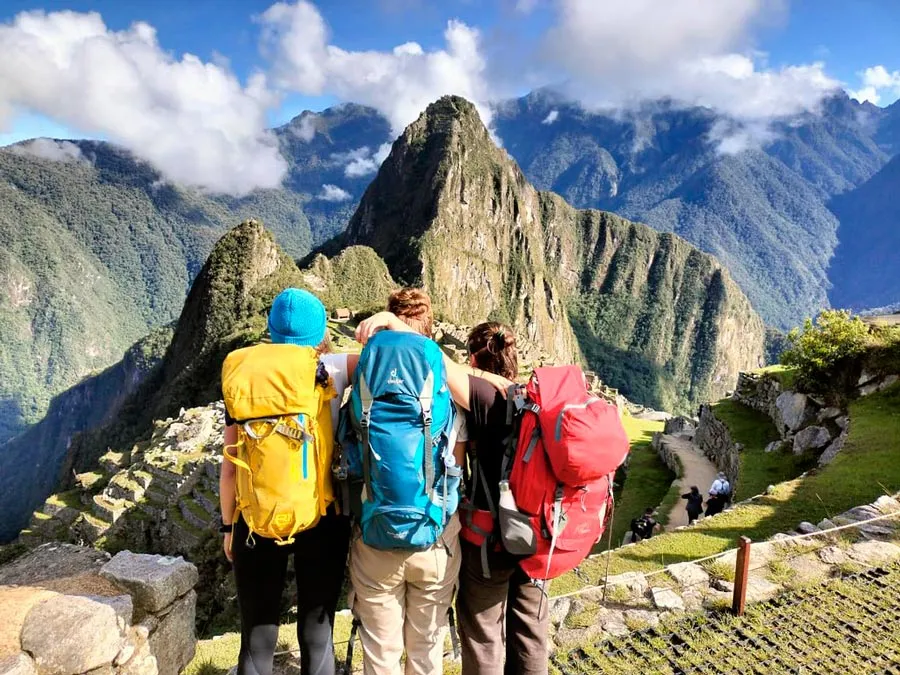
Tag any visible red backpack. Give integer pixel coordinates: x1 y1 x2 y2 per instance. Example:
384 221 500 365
460 366 630 580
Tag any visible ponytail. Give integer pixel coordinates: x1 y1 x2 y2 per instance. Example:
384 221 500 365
466 322 518 380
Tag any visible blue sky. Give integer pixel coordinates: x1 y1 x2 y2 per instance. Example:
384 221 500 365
1 0 898 193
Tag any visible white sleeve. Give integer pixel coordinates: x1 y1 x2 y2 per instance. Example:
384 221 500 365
453 405 469 443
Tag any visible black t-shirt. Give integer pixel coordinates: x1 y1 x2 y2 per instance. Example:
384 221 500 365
465 376 513 512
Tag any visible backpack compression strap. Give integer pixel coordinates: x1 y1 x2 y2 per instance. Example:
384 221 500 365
418 370 435 501
358 374 375 502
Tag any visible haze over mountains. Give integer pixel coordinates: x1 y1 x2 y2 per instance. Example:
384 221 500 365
1 89 899 450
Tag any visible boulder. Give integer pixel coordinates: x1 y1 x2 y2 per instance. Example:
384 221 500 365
650 587 684 611
604 572 649 601
796 522 819 535
859 374 899 397
792 426 832 455
764 441 782 454
835 415 849 431
144 590 197 675
623 609 660 629
775 392 815 433
99 552 198 618
818 432 847 467
0 654 36 675
817 407 842 423
667 563 710 588
20 595 124 675
600 609 629 637
873 496 900 514
548 597 571 626
0 543 110 586
817 518 836 531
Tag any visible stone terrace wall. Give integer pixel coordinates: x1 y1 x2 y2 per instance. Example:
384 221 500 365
693 405 739 487
0 544 198 675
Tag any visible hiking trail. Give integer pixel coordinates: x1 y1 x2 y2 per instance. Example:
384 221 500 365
661 434 719 531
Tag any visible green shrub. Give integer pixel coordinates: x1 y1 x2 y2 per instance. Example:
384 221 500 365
781 310 871 394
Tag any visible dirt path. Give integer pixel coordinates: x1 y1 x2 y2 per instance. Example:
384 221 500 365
661 435 720 531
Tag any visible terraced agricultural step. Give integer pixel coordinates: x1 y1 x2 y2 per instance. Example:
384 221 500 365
104 473 147 502
179 498 212 530
92 495 129 523
76 512 112 542
193 487 218 515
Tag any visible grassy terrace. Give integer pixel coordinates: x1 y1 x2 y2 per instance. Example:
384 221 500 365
552 563 900 675
602 415 671 549
553 383 900 595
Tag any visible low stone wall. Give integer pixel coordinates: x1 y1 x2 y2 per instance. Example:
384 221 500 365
693 405 739 487
652 433 682 476
0 544 197 675
546 493 900 648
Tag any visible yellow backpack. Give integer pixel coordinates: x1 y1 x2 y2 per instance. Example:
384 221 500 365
221 343 335 545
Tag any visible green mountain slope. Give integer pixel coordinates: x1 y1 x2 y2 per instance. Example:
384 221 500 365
828 153 900 309
0 106 389 443
320 96 765 411
493 92 890 329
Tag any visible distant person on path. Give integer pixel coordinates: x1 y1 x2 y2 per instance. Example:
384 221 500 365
705 473 731 517
630 508 660 542
681 486 704 524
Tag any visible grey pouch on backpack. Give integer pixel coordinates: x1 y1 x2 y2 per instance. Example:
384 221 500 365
499 506 538 556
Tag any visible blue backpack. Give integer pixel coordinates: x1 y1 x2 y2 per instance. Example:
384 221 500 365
338 331 461 550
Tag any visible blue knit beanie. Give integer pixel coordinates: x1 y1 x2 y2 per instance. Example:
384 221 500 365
267 288 327 347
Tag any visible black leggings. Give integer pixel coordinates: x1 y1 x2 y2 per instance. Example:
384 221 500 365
232 513 350 675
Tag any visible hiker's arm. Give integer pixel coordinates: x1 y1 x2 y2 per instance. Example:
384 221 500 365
445 359 512 410
220 424 238 560
355 312 414 344
453 441 467 470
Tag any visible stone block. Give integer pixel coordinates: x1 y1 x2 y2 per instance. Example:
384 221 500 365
667 562 710 588
20 595 124 675
100 551 198 618
847 541 900 566
86 594 134 627
651 587 684 611
818 432 847 466
0 654 36 675
745 577 781 603
623 609 660 629
0 543 110 587
548 597 571 627
604 572 649 600
818 546 848 565
147 590 197 675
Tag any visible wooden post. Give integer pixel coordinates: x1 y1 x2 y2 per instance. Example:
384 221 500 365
732 536 752 616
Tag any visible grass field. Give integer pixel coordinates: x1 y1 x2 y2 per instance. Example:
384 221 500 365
552 384 900 595
754 364 798 390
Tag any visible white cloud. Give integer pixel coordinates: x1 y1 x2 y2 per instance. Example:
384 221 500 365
8 138 83 162
258 1 492 133
334 146 379 177
538 0 838 123
0 9 286 195
542 109 559 124
515 0 540 13
847 65 900 105
291 114 317 141
317 183 352 201
707 118 777 155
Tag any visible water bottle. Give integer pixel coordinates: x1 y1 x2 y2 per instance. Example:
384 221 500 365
499 480 517 511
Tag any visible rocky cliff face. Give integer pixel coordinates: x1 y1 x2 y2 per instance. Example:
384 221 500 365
322 96 764 412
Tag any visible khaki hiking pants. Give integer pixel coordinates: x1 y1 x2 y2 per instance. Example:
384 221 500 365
349 515 462 675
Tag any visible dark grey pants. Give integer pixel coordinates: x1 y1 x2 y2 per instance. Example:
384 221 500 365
232 513 350 675
456 540 549 675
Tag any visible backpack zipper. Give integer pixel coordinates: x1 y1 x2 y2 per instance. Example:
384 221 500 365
554 398 602 442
